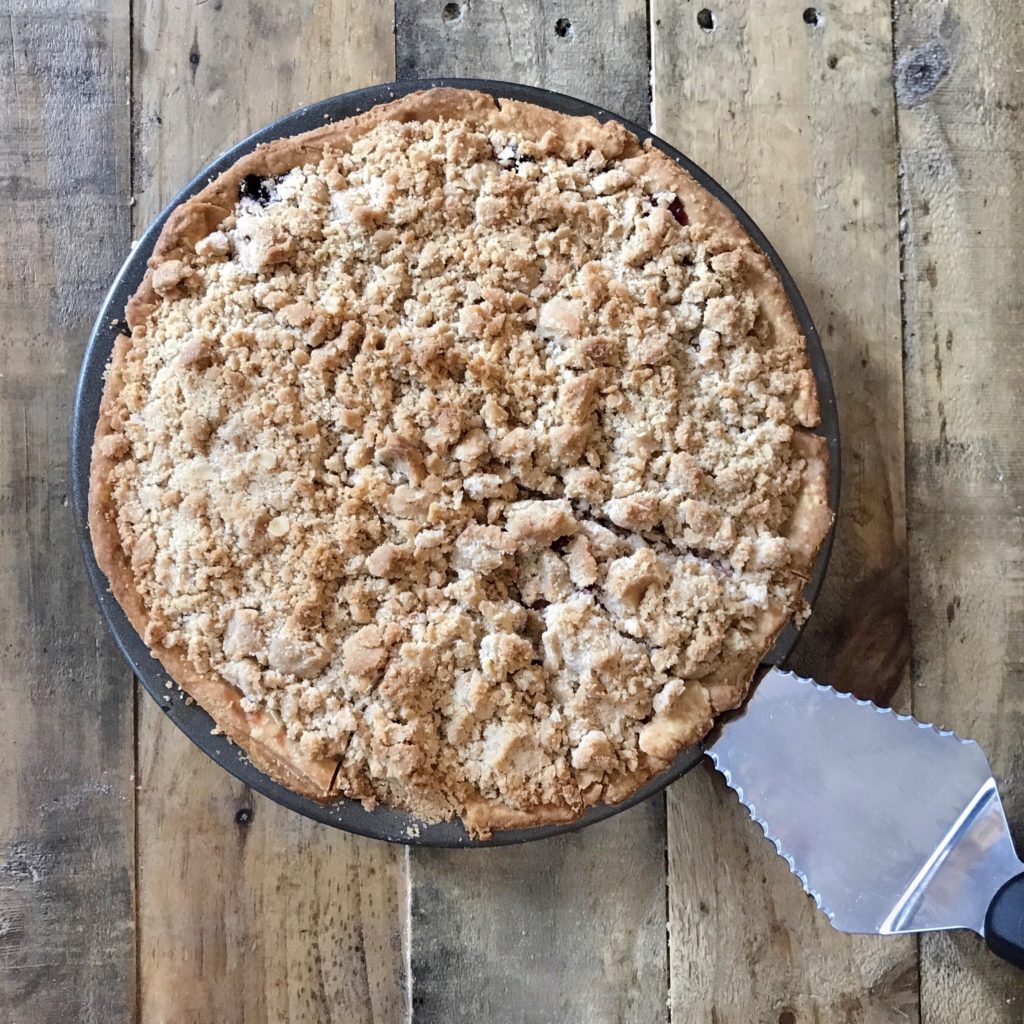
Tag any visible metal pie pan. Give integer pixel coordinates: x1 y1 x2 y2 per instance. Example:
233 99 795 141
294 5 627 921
70 78 840 848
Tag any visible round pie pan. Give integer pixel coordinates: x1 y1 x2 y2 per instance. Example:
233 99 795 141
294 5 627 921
70 78 840 847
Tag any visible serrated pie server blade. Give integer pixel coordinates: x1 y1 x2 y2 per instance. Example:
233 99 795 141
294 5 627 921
707 668 1023 937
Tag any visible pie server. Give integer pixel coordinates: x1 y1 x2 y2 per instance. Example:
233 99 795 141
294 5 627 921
708 668 1024 967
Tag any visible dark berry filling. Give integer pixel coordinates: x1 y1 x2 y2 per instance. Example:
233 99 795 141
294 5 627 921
644 193 688 226
668 196 689 226
240 174 274 206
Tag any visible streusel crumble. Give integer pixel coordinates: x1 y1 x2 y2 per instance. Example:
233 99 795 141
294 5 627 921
90 89 831 835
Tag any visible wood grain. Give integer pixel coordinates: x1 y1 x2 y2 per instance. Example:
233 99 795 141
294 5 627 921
130 2 406 1021
652 2 918 1020
5 1 1021 1018
396 0 652 126
410 804 669 1023
0 1 136 1020
895 1 1024 1019
395 4 671 1022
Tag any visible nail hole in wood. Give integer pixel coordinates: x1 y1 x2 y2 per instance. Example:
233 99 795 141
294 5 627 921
779 1012 797 1024
803 7 821 26
697 8 715 31
442 2 462 23
235 807 253 826
554 17 574 40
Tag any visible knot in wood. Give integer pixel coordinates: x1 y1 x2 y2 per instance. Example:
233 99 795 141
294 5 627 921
895 41 952 108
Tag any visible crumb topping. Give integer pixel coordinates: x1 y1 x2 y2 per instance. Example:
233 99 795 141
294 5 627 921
101 110 823 827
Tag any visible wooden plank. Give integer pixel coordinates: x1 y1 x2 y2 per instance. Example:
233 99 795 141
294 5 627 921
894 1 1024 1019
130 4 406 1022
0 1 136 1021
395 4 671 1022
652 2 920 1020
410 805 669 1022
396 0 652 126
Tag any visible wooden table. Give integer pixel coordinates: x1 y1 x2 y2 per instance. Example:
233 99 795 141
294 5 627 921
2 1 1022 1020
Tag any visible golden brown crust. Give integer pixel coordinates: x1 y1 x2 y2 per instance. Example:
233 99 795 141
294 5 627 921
131 90 819 423
783 431 833 575
697 434 832 714
90 87 832 836
90 336 340 798
462 794 580 836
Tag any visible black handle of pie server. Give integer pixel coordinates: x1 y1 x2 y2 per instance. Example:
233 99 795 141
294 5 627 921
985 872 1024 969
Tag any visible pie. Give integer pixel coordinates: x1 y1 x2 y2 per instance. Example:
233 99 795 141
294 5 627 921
89 88 832 837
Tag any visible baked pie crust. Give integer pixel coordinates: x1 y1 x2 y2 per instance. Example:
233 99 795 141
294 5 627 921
90 88 832 837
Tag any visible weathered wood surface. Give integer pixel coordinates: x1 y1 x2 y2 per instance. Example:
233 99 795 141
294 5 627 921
397 0 652 127
896 0 1024 1020
0 2 136 1021
410 806 668 1022
395 4 671 1022
652 1 918 1020
131 2 406 1022
5 2 1024 1021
